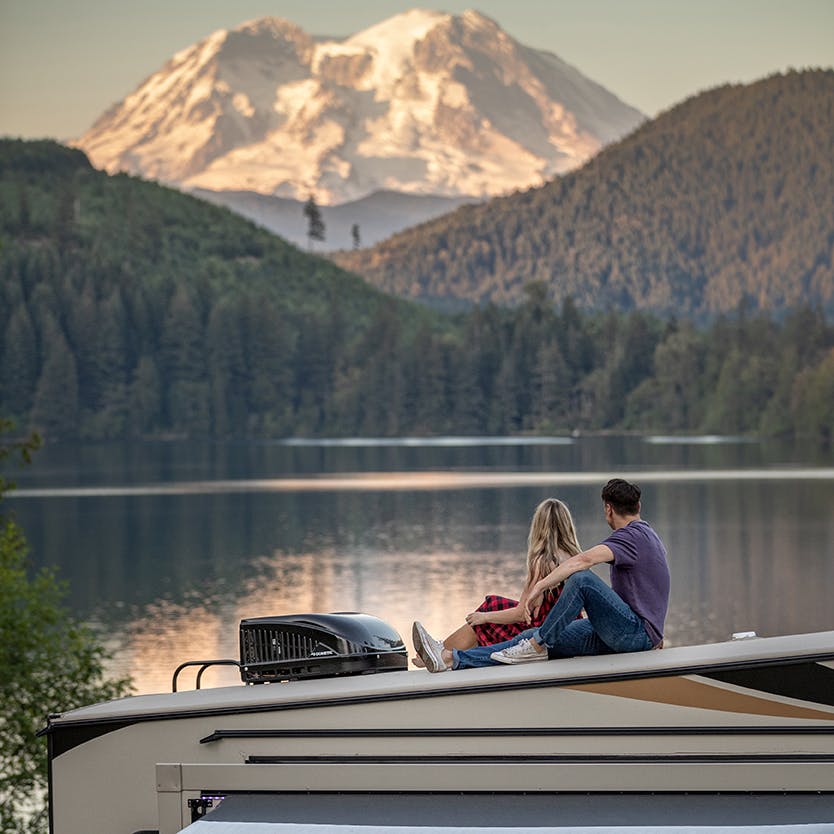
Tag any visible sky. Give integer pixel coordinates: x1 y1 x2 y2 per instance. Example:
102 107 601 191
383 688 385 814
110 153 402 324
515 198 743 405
1 0 833 141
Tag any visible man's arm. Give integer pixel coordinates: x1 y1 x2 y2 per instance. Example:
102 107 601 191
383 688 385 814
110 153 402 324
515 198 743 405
520 545 614 620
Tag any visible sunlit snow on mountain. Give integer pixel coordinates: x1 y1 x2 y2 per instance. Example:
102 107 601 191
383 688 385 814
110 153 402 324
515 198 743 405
74 9 644 207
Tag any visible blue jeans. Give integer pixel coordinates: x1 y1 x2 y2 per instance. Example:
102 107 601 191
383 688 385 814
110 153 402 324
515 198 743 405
453 571 652 670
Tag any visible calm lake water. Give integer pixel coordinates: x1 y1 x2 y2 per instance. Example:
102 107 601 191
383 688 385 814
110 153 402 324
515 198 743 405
9 435 834 695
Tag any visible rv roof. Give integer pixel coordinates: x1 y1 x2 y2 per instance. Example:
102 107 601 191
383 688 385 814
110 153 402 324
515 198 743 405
47 630 834 728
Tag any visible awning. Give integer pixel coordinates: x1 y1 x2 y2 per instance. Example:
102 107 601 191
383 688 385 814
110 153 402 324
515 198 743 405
180 793 834 832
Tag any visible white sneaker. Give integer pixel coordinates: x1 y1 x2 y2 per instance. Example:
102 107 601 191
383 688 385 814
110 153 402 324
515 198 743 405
412 621 449 673
490 638 547 665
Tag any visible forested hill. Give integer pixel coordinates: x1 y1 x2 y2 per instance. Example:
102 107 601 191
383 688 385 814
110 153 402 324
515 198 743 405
335 70 834 318
2 139 833 444
0 139 435 439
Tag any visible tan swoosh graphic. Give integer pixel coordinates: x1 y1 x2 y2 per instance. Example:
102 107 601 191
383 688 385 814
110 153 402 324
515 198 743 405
571 675 834 721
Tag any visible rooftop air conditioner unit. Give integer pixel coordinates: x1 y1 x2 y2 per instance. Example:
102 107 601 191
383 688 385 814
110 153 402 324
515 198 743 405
238 612 408 683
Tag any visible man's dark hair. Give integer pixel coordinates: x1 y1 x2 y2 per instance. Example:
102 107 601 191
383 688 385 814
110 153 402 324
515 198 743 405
601 478 641 516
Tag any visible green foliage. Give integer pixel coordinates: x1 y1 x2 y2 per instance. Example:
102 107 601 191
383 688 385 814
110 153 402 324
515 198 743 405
792 348 834 444
0 419 132 833
0 419 41 498
1 139 832 443
336 70 834 319
0 138 429 440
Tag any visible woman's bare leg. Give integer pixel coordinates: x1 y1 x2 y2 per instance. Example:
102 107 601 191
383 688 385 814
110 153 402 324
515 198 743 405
412 623 477 667
444 623 478 650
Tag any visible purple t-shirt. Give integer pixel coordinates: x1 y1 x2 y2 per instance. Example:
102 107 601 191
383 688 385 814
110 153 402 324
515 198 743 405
602 520 670 646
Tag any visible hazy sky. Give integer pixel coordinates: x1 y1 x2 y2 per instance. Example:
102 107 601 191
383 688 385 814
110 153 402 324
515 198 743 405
2 0 833 141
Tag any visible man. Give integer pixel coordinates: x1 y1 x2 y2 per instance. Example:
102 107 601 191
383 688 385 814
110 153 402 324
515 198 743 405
413 478 670 672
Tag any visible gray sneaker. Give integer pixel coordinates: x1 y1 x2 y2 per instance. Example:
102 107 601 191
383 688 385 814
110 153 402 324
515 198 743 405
412 621 449 673
490 637 547 665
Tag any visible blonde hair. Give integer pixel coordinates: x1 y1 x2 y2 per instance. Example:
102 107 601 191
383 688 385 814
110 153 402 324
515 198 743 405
525 498 581 590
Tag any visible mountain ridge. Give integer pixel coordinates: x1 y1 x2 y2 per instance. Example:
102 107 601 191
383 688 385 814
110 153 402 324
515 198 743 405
192 187 476 250
333 70 834 318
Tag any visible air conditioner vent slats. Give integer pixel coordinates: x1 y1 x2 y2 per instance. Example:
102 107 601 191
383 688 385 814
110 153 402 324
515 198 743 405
238 614 407 683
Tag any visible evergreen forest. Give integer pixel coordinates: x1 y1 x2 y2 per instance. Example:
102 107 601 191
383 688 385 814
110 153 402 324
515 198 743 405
336 70 834 318
1 139 833 444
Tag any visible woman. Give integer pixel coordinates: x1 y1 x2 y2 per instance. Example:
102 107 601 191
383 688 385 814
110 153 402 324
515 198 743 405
412 498 581 667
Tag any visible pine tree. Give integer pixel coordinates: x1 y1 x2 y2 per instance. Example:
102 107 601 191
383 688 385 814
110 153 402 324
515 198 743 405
303 196 326 251
160 287 209 434
207 299 249 436
243 299 293 435
30 317 79 441
792 348 834 443
532 338 570 431
127 356 162 436
0 305 38 419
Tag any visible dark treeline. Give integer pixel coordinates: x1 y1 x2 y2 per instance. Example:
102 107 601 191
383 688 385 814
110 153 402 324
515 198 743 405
1 140 833 443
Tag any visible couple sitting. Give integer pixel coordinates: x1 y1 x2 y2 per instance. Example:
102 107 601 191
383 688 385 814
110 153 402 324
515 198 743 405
412 478 670 673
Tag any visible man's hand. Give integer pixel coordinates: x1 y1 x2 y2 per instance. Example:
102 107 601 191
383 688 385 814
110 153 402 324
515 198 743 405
519 546 614 621
520 585 544 622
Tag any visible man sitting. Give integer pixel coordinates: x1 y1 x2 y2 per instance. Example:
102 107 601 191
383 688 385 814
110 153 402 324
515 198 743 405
413 478 670 672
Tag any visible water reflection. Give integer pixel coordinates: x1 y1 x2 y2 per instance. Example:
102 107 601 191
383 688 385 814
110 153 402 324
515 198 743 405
12 434 834 490
119 547 522 694
12 466 834 498
10 437 834 696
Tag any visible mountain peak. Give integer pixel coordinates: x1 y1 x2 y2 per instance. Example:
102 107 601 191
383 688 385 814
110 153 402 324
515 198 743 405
234 15 299 32
73 10 644 204
232 16 311 43
347 8 450 45
456 9 503 29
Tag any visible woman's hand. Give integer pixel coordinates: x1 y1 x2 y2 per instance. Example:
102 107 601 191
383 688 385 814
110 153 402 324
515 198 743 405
465 611 488 626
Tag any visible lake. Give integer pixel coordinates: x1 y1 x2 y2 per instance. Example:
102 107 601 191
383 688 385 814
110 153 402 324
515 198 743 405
9 434 834 695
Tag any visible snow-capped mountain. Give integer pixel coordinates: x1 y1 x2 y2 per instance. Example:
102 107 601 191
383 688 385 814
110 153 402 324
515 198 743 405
74 9 644 205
